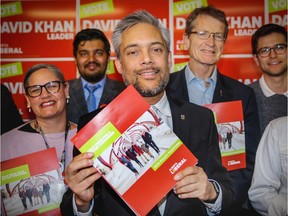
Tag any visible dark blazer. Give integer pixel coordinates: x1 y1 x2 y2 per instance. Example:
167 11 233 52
66 77 126 124
61 96 235 216
166 67 261 215
1 84 23 134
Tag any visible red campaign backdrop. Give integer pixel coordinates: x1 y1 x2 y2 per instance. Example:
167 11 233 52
1 1 76 58
0 0 287 121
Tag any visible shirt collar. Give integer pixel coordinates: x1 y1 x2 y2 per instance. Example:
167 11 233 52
185 64 217 84
259 75 288 97
153 91 172 118
81 75 107 88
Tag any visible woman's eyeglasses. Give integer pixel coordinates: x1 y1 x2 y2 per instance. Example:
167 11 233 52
25 80 64 98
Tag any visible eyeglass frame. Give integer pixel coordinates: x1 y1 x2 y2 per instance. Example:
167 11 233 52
25 80 65 98
257 43 287 58
189 31 226 42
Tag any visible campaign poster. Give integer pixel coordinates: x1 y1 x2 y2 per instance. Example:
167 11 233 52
79 0 170 57
217 57 262 84
209 0 265 55
172 0 208 56
268 0 287 29
173 58 189 72
1 1 76 58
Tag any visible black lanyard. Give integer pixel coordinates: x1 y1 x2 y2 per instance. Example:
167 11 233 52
34 120 70 169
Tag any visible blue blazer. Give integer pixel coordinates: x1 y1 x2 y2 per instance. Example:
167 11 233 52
166 66 261 214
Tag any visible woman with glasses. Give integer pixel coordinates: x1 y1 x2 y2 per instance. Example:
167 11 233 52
1 64 77 172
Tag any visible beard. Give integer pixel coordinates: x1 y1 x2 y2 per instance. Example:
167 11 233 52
122 66 170 97
80 62 107 83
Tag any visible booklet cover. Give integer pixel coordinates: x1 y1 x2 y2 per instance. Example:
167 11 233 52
1 148 66 216
204 100 246 171
71 85 198 216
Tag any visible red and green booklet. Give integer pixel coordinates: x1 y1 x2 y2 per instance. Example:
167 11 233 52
1 148 66 216
204 100 246 171
71 85 198 216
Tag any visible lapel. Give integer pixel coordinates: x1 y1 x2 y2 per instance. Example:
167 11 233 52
213 72 233 103
168 96 191 145
99 78 113 105
163 97 191 214
168 67 189 101
71 78 88 112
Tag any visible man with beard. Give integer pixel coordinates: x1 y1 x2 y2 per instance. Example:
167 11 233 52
67 28 126 124
249 24 287 134
166 6 261 216
60 10 235 216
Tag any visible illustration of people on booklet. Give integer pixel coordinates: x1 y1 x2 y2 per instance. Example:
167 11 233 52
141 131 161 154
117 153 139 175
124 146 144 168
90 107 179 195
18 188 27 211
217 122 243 152
1 171 65 216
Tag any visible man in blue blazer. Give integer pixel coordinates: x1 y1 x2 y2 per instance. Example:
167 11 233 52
166 6 261 216
67 28 125 124
61 10 235 216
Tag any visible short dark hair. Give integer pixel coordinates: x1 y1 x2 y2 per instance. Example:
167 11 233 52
73 28 111 57
251 23 287 55
185 5 228 41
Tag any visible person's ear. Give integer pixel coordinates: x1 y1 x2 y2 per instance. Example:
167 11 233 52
115 58 123 75
253 54 260 66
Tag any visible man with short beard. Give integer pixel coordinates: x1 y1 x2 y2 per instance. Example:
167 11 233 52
61 10 235 216
249 24 287 134
67 28 126 124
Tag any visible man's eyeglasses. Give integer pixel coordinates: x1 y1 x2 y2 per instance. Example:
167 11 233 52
189 31 225 42
257 44 287 58
25 80 64 98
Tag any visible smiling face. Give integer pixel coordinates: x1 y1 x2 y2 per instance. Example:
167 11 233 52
25 68 69 121
253 32 287 77
75 39 109 83
184 14 225 68
115 23 171 102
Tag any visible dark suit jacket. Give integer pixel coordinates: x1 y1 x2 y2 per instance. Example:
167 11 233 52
166 67 261 214
1 84 23 134
61 96 235 216
66 77 126 124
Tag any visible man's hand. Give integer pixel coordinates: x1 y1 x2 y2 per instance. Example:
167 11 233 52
173 166 217 202
64 152 101 212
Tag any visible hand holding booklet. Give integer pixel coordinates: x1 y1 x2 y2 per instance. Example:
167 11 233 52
71 85 198 216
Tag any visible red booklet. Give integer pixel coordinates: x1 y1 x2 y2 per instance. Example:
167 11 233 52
71 85 198 216
1 148 66 216
204 100 246 171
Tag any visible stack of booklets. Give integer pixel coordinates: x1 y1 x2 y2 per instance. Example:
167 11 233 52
71 85 198 215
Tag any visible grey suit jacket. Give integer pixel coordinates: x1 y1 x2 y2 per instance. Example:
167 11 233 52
67 77 126 124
